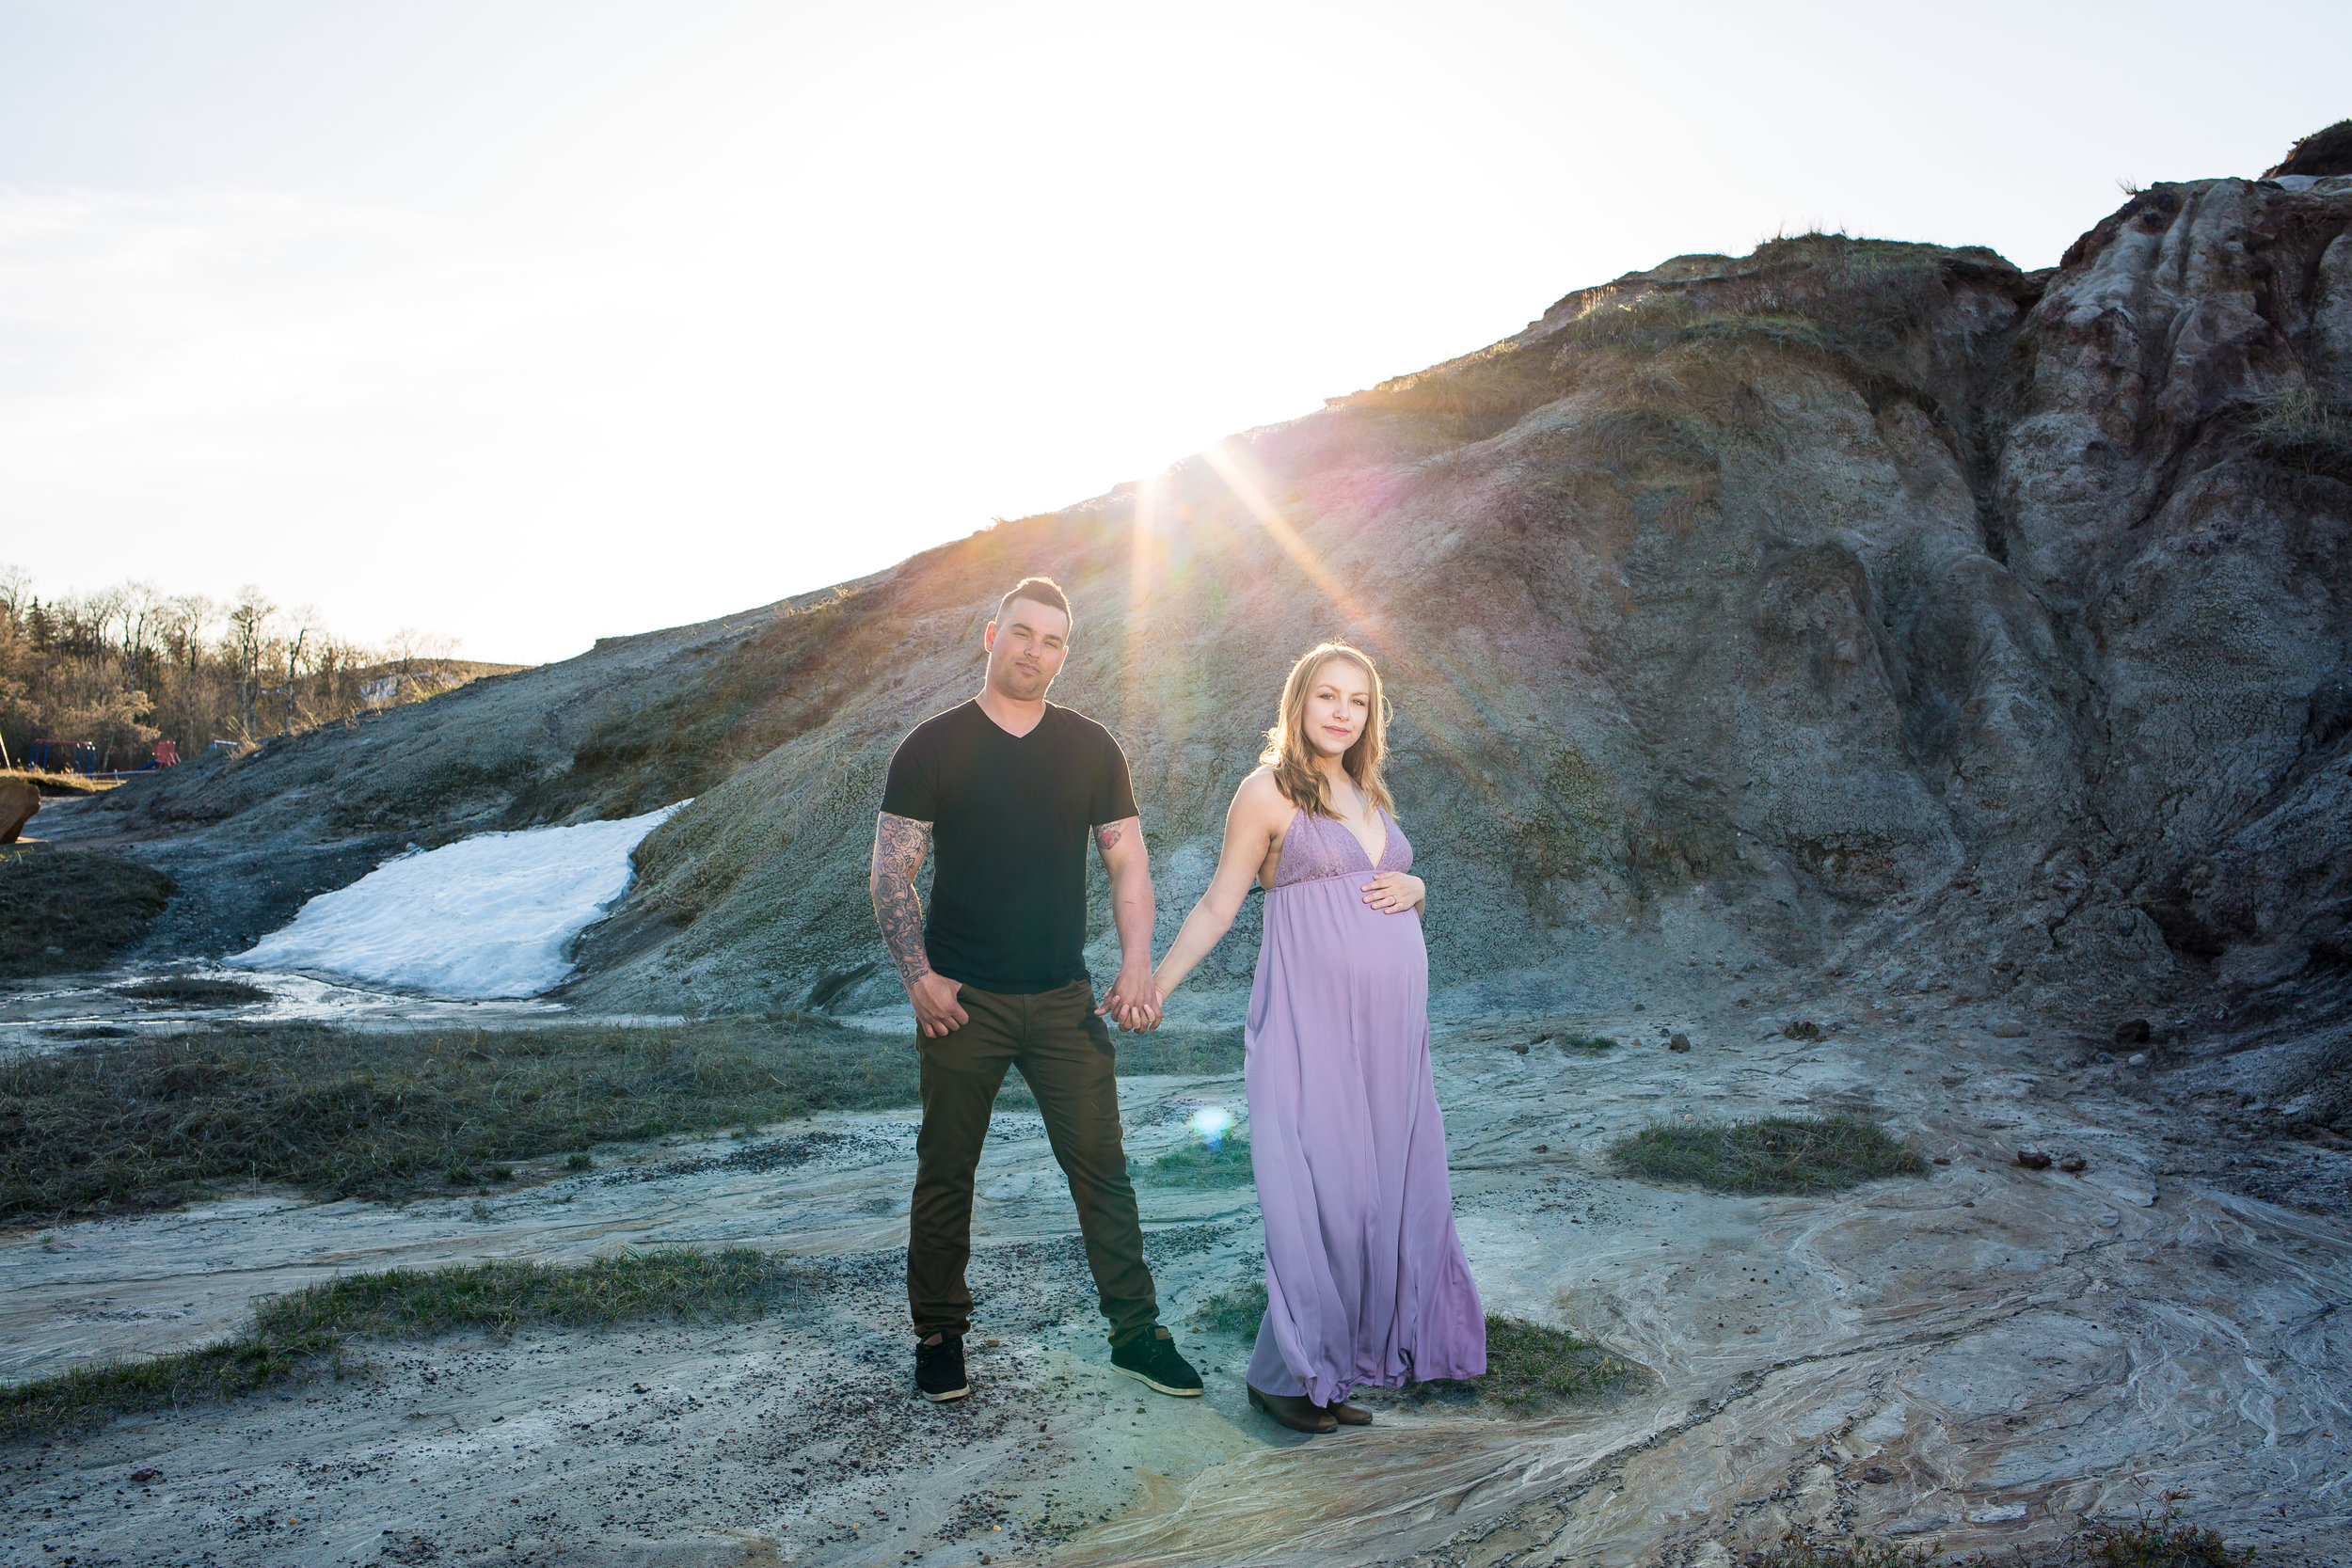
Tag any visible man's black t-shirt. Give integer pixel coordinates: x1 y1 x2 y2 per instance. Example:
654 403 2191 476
880 701 1139 994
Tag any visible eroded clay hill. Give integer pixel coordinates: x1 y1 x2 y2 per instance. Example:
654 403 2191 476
95 168 2352 1116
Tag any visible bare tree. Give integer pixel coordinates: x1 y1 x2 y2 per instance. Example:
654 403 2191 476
157 594 216 678
0 563 30 619
114 580 163 675
385 626 463 699
226 589 276 741
280 604 326 735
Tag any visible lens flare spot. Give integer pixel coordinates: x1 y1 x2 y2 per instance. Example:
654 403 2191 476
1188 1107 1236 1149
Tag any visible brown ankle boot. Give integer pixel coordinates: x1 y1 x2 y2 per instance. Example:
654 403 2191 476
1328 1399 1373 1425
1248 1384 1336 1433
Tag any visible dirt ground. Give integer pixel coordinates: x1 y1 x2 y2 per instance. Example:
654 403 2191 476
3 1002 2347 1568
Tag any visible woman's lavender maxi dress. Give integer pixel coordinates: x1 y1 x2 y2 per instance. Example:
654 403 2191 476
1245 805 1486 1406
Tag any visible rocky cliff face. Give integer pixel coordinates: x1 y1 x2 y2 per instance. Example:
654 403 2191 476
95 166 2352 1124
580 174 2352 1042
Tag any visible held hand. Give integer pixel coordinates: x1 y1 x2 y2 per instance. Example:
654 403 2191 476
1361 870 1424 914
1098 961 1163 1033
909 972 968 1038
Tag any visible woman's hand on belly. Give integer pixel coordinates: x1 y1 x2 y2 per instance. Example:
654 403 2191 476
1361 871 1424 914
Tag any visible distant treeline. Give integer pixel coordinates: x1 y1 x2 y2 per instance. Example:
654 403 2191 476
0 564 509 771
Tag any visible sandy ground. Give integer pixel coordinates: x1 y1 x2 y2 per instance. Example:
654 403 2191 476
4 1005 2348 1567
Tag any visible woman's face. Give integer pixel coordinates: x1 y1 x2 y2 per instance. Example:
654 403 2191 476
1301 657 1374 762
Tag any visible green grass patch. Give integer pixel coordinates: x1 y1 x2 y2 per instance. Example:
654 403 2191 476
116 975 271 1007
1108 1026 1245 1077
1131 1133 1253 1188
2072 1513 2255 1568
1681 311 1834 352
1401 1315 1635 1411
1190 1297 1633 1411
1188 1275 1268 1335
1548 1032 1616 1054
0 1016 919 1221
1607 1115 1927 1195
0 847 174 979
0 1247 809 1436
1741 1509 2253 1568
1749 1539 1926 1568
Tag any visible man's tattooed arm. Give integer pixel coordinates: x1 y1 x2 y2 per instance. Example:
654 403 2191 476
1095 821 1125 855
869 812 935 990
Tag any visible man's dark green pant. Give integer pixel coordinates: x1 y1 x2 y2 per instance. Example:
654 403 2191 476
909 979 1160 1346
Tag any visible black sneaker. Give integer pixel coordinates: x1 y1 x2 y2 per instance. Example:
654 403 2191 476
1110 1326 1202 1397
914 1332 968 1402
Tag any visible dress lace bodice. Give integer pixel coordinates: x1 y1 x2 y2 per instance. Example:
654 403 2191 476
1271 803 1411 888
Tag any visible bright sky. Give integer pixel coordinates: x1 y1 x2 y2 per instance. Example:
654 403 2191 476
3 1 2343 664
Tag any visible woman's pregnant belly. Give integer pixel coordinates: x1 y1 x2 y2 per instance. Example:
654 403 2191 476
1257 875 1426 995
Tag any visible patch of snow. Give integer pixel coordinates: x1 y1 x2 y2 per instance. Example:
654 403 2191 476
231 803 687 999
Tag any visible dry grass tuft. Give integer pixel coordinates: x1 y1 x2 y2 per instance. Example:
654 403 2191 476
0 768 117 798
2248 386 2352 481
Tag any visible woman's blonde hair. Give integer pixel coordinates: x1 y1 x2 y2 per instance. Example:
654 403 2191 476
1260 641 1395 819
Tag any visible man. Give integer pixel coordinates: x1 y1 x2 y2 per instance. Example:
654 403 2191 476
869 575 1202 1404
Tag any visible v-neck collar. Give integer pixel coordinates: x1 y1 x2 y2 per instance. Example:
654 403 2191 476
1327 790 1388 869
972 696 1047 740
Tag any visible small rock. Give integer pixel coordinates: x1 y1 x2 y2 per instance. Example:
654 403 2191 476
1667 1034 1691 1053
2114 1018 2152 1045
1511 1040 1532 1054
1633 1003 1645 1011
1993 1022 2029 1038
1962 1198 1976 1208
1861 1465 1894 1484
1533 1144 1549 1154
1783 1021 1823 1041
1932 1156 1951 1165
2096 1210 2121 1227
2015 1150 2053 1171
129 1468 160 1484
2127 1053 2148 1067
2058 1156 2087 1174
985 1337 1001 1347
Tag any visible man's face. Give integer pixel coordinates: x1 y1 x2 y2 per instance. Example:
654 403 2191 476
984 598 1071 702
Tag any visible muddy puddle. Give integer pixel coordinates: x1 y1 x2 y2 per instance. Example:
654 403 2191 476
3 1005 2347 1566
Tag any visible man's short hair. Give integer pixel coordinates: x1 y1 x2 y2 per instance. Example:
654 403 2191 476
995 576 1073 635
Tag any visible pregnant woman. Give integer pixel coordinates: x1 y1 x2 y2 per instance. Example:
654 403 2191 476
1151 641 1486 1432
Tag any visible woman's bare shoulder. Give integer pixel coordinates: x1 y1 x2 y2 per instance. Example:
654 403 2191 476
1231 766 1292 817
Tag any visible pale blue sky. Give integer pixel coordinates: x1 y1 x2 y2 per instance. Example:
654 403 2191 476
3 0 2344 662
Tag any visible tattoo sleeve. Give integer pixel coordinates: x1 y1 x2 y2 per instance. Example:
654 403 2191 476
869 813 935 989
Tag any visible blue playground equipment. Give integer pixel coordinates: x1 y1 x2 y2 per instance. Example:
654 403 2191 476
19 738 183 779
28 739 98 775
